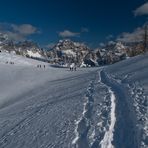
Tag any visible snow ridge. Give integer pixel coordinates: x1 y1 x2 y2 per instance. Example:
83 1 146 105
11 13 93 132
100 88 116 148
99 71 116 148
72 71 117 148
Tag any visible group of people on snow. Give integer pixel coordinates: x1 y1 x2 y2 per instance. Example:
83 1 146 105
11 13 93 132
5 61 14 64
4 60 77 71
69 63 77 71
37 65 46 68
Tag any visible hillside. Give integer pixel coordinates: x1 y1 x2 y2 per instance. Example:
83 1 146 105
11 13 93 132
103 53 148 148
0 51 147 148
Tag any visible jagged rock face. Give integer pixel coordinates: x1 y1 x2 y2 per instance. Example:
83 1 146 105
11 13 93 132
104 42 126 53
15 41 44 57
98 42 128 65
0 33 8 45
48 39 92 65
47 40 129 66
0 33 46 59
0 32 131 67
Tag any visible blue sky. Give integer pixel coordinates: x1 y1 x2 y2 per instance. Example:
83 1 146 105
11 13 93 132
0 0 147 48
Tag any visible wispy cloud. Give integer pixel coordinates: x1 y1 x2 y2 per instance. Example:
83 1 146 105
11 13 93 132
0 23 40 41
58 30 80 38
11 24 39 35
117 27 144 43
58 27 89 38
134 2 148 16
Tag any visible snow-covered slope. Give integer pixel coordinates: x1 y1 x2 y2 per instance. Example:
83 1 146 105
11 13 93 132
0 51 97 109
0 52 99 148
104 53 148 148
47 39 96 66
0 51 45 66
0 51 147 148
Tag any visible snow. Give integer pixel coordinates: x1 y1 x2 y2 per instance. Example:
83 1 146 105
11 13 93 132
0 51 43 66
27 50 42 58
0 50 147 148
62 49 76 57
100 87 116 148
105 53 148 148
0 51 98 109
72 81 95 147
80 62 87 67
0 52 98 147
97 70 116 148
115 42 125 51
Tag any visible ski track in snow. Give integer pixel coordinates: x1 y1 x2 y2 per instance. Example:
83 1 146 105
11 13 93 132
0 51 148 148
0 59 99 148
98 71 116 148
100 88 116 148
72 70 117 148
72 80 95 148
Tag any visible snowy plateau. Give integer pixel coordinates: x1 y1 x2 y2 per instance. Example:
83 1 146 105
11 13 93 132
0 51 147 148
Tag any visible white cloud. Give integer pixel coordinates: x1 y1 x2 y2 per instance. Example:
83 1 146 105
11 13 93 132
58 27 89 38
6 31 25 41
11 24 39 35
0 23 40 41
134 2 148 16
117 27 144 43
59 30 80 38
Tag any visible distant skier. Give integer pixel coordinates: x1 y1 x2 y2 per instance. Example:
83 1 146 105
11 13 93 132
44 65 45 68
70 63 75 71
10 61 14 64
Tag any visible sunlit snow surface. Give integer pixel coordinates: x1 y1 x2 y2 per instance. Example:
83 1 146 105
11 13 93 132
100 88 116 148
0 51 147 148
27 50 42 58
106 53 148 148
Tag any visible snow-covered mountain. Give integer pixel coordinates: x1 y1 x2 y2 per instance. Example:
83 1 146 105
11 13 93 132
0 32 142 67
47 39 99 67
14 41 47 58
0 33 47 59
0 33 9 45
47 39 132 67
94 42 128 65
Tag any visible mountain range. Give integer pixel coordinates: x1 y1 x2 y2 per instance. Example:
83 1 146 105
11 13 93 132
0 32 140 67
